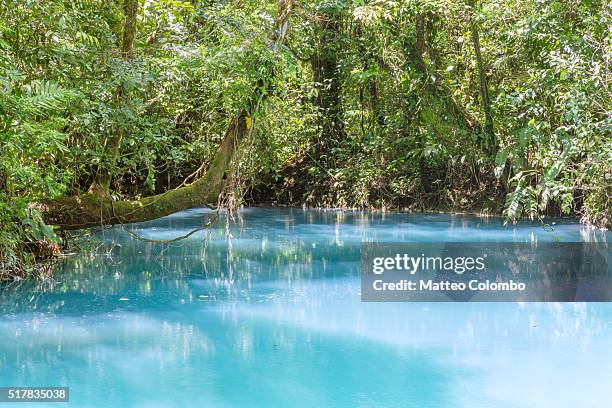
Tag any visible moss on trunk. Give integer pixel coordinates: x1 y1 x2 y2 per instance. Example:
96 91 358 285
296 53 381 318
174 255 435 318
45 115 247 230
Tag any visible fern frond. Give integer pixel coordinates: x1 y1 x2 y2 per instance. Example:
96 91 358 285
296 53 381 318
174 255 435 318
18 80 78 116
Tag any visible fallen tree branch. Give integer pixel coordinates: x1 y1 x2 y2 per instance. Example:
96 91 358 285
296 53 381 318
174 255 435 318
44 114 248 230
118 209 220 244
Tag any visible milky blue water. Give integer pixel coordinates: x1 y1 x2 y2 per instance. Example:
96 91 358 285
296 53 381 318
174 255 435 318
1 208 611 407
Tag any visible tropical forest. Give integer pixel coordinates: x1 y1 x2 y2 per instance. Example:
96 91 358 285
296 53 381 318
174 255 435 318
1 0 610 278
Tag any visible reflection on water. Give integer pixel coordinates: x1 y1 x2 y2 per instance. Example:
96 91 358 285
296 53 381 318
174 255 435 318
0 208 610 407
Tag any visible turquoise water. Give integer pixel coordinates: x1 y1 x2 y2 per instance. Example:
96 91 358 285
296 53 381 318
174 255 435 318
1 208 611 407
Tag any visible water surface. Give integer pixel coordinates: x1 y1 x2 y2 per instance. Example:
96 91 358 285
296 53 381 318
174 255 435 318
1 209 610 407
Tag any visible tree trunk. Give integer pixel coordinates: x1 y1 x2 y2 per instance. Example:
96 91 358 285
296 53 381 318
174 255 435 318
45 115 248 230
415 13 426 57
311 6 345 157
403 38 477 133
355 23 384 131
89 0 139 197
468 0 496 155
413 14 430 190
121 0 138 58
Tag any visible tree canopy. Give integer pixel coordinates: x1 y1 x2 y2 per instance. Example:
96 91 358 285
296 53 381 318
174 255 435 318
1 0 610 277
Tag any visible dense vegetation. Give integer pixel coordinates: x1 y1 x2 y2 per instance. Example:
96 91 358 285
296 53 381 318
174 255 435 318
1 0 610 278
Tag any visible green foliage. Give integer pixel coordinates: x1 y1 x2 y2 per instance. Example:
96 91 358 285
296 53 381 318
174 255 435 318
493 0 611 223
0 0 610 278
